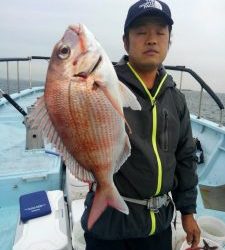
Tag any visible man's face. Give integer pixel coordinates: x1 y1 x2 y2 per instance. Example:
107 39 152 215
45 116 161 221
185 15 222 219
124 16 170 70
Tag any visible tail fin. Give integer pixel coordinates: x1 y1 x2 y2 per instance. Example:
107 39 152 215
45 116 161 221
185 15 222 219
87 184 129 230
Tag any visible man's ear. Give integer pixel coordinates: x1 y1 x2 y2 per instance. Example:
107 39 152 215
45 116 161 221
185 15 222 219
123 35 129 53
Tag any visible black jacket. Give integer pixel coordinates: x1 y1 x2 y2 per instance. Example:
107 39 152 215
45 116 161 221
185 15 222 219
81 57 198 239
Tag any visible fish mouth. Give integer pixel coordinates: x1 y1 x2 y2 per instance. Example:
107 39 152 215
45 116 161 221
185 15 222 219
69 24 82 35
73 55 102 79
68 24 103 79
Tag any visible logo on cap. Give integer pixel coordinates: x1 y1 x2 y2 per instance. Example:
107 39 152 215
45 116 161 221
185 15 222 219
139 0 162 10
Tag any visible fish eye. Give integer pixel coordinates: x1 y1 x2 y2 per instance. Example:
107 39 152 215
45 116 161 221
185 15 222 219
57 45 71 60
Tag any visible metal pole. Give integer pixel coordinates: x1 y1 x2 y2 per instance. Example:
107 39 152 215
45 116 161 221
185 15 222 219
6 61 9 94
17 61 20 93
197 87 203 119
179 71 183 91
29 57 32 89
219 109 224 127
0 88 27 116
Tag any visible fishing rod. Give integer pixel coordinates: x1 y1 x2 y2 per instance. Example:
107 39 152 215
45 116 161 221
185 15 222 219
0 88 27 116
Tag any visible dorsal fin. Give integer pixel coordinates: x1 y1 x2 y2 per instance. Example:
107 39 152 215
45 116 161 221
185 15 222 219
118 81 141 110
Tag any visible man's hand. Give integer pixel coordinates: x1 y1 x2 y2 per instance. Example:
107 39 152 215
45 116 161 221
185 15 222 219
181 214 201 248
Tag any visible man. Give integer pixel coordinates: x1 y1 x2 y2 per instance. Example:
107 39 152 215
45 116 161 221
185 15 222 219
81 0 200 249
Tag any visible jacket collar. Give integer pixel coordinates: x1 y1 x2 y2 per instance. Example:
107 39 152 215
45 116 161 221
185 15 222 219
115 55 175 98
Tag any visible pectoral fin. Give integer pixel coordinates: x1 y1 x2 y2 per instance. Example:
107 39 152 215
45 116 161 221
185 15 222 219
118 81 141 110
95 81 132 134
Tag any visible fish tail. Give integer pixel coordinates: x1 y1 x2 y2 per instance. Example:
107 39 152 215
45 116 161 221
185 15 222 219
87 184 129 230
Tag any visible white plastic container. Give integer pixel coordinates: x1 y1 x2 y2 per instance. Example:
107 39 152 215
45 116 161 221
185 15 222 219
66 168 89 207
172 211 186 250
197 216 225 247
13 190 72 250
71 199 86 250
180 237 223 250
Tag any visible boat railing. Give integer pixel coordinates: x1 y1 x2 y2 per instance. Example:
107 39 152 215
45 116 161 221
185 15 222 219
0 56 50 94
0 57 224 127
165 65 224 127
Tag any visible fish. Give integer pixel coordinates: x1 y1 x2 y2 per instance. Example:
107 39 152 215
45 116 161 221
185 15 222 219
29 23 141 230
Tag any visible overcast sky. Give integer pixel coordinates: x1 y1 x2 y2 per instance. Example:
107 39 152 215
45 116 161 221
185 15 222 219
0 0 225 92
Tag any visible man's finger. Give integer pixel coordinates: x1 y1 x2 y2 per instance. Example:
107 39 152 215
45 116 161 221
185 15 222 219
191 231 201 247
186 233 193 246
187 232 200 247
191 237 199 247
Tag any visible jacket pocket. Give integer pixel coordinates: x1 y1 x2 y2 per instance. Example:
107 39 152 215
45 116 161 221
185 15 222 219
162 109 169 151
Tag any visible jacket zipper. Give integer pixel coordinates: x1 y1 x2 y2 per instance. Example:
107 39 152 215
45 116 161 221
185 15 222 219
127 62 168 236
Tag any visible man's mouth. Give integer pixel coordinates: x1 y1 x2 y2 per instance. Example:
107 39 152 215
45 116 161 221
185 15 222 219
143 49 158 55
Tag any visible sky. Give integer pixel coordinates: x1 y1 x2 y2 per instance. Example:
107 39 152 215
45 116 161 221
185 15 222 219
0 0 225 92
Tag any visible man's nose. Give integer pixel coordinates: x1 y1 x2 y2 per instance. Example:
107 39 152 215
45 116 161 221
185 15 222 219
145 33 157 45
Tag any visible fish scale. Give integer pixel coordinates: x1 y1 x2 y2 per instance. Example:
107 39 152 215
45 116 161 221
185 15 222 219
68 82 121 170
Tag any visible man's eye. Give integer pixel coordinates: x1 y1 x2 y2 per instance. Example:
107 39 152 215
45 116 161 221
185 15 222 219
137 32 146 35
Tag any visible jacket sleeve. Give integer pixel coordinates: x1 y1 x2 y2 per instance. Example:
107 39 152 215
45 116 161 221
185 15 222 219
171 93 198 215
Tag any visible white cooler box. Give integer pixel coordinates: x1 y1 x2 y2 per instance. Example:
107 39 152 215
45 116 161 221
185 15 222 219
70 199 86 250
13 190 72 250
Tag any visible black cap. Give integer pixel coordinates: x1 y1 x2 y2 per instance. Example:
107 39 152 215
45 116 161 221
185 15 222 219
124 0 174 32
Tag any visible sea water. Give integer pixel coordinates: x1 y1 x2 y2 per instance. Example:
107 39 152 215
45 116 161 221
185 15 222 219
183 90 225 126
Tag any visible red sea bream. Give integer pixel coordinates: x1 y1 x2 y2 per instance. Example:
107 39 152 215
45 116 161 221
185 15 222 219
29 24 141 229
